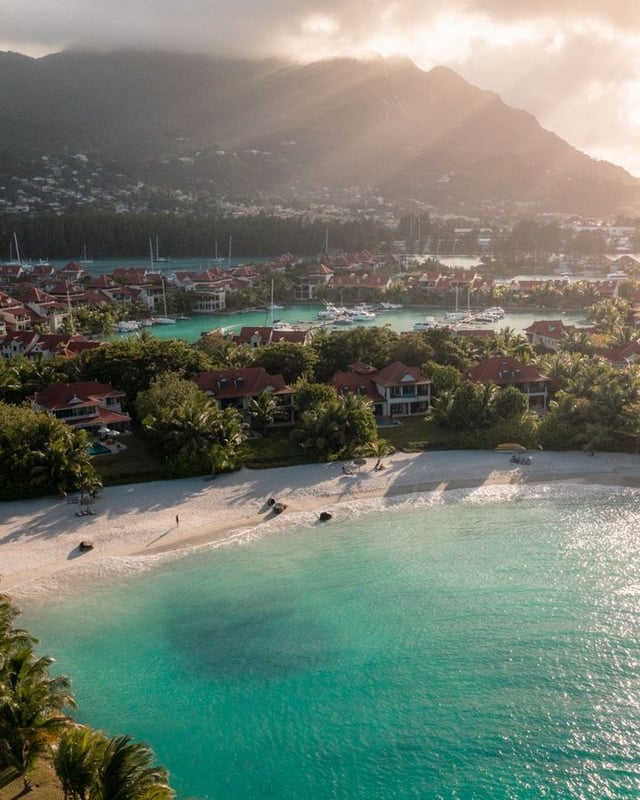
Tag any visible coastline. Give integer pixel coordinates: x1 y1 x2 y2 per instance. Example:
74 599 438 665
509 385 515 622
3 449 640 600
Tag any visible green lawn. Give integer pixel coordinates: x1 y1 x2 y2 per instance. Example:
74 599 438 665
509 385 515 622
243 430 314 469
377 416 452 452
91 431 167 485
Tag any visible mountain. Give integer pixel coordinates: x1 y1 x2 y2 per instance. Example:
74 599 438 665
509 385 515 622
1 49 639 216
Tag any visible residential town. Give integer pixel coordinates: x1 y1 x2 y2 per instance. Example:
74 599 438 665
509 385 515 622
3 239 640 469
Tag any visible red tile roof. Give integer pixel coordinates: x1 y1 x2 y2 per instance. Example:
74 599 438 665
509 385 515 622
34 381 125 410
194 367 293 398
372 361 428 387
330 372 381 403
466 356 548 385
523 320 575 340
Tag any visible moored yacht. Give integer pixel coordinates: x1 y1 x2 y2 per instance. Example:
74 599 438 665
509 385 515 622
413 316 437 330
441 311 470 324
272 320 294 331
317 303 345 319
346 308 377 321
114 320 141 332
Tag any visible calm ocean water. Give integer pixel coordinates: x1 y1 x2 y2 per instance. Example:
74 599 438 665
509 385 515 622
21 484 640 800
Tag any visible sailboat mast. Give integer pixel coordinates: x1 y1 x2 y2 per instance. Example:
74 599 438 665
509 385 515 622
270 278 275 326
228 236 232 268
13 232 21 265
66 290 75 334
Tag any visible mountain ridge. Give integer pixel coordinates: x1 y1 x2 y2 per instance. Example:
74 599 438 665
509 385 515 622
1 49 638 216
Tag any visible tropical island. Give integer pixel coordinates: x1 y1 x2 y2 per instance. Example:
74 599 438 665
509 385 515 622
4 221 640 796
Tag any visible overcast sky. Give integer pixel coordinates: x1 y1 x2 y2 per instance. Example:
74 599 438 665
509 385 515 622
3 1 640 177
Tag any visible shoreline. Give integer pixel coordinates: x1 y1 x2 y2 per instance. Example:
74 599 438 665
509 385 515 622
3 450 640 599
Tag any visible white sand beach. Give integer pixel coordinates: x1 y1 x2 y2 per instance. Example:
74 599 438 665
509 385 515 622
3 449 640 599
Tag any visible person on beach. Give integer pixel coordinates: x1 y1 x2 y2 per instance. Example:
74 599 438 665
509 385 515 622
176 514 179 526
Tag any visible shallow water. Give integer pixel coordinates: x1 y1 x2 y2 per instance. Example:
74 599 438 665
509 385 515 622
22 485 640 799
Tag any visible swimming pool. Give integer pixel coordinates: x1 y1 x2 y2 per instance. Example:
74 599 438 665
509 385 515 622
88 442 111 456
376 417 401 427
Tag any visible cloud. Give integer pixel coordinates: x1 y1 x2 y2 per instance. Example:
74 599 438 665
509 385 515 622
460 0 640 29
1 1 640 176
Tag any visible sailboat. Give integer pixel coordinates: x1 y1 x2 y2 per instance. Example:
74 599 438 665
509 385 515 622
79 244 94 265
265 278 285 312
149 240 175 324
6 232 23 266
152 236 169 263
152 276 176 325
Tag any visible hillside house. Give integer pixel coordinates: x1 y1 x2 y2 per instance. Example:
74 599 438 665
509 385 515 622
32 381 131 433
331 361 431 418
523 320 578 351
295 264 333 301
465 356 549 411
194 367 295 426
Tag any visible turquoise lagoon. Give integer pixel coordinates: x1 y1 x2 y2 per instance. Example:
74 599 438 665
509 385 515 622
22 484 640 799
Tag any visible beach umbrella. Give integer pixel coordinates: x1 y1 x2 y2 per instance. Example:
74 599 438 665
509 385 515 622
495 442 527 452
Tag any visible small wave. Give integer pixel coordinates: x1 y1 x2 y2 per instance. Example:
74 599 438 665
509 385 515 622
12 481 640 607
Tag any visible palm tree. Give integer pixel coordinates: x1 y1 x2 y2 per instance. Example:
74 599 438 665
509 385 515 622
30 426 96 498
97 735 174 800
248 391 279 434
210 407 248 472
52 725 107 800
363 438 395 470
0 645 76 791
341 395 377 457
426 390 455 429
0 595 36 672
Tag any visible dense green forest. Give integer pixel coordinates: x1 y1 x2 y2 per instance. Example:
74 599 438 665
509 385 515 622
4 210 640 263
0 211 389 261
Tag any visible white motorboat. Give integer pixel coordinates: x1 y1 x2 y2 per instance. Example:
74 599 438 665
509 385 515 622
441 311 470 324
272 320 294 331
317 303 345 319
413 317 437 330
152 317 177 325
347 309 377 321
114 320 141 332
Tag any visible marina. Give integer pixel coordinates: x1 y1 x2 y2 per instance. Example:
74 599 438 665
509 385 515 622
132 303 584 343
